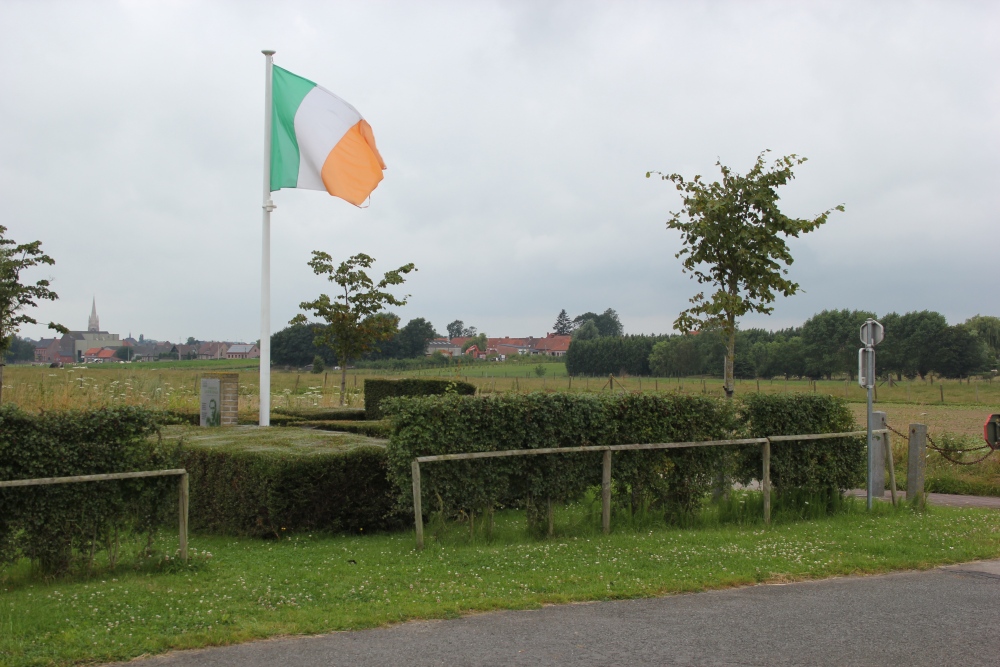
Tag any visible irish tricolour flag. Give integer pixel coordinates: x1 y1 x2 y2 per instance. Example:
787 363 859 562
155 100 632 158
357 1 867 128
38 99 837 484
270 66 386 206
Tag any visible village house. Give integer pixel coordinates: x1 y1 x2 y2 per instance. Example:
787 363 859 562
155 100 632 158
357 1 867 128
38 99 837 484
33 338 62 364
226 344 260 359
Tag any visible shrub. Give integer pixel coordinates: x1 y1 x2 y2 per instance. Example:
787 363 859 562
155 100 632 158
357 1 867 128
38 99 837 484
735 393 864 495
0 405 177 574
384 393 734 529
300 420 392 438
175 428 400 537
364 378 476 421
384 392 864 529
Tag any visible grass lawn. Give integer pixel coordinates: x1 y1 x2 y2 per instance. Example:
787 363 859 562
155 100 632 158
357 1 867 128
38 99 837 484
3 501 1000 666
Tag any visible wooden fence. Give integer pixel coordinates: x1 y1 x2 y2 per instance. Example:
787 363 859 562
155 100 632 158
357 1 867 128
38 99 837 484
411 430 890 548
0 469 189 561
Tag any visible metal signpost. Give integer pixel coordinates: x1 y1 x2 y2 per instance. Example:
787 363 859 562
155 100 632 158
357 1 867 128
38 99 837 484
859 318 884 510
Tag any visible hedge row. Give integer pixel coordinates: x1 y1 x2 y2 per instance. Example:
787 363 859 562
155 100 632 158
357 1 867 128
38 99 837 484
364 378 476 420
177 430 400 537
300 420 392 438
384 393 863 527
0 406 176 574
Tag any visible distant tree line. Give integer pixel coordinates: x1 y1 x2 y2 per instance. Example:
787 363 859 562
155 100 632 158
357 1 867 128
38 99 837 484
566 310 999 380
271 316 438 367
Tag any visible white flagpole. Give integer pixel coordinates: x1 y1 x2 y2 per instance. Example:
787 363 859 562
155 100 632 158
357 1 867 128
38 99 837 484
259 49 276 427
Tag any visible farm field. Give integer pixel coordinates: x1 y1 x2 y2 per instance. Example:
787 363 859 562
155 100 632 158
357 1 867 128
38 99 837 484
6 362 999 414
3 503 1000 667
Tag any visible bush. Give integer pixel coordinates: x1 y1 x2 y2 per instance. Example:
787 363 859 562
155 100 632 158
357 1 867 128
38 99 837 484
311 355 325 374
271 407 366 421
176 428 400 537
364 378 476 421
384 393 734 529
384 392 865 530
735 393 864 495
300 420 392 438
0 406 177 574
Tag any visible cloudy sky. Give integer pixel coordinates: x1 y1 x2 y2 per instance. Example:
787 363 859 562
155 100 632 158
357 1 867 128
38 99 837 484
4 1 998 344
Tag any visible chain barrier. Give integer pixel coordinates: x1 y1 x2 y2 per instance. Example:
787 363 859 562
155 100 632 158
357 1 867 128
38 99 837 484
884 422 995 466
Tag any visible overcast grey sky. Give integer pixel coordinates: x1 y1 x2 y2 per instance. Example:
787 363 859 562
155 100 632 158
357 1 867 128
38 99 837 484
4 1 998 343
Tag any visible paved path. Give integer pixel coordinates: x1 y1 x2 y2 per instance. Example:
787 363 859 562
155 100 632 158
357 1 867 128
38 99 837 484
117 560 1000 666
849 489 1000 509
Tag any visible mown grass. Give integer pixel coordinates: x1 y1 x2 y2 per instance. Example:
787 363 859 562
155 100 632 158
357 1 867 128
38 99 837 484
2 499 1000 667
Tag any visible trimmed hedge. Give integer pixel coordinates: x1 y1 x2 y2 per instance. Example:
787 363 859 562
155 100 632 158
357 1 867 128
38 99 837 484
0 406 177 574
175 428 400 537
384 392 864 528
364 378 476 420
385 393 734 527
735 393 864 493
300 420 392 438
272 407 367 421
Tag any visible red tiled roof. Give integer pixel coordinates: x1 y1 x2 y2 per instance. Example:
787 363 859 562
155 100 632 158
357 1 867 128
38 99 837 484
532 335 571 352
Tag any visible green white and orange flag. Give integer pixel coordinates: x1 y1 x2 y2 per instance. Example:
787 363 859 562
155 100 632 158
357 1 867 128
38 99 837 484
269 66 386 206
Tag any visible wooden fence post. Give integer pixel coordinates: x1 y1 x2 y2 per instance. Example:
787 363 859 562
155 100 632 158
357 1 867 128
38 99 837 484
762 440 771 525
412 460 424 549
907 424 927 509
178 472 189 562
601 450 611 534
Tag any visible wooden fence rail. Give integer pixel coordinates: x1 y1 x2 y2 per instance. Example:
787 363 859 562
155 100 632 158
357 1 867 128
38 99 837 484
0 469 189 561
411 430 887 548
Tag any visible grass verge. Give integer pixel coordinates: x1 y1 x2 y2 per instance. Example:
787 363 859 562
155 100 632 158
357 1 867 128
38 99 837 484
2 500 1000 666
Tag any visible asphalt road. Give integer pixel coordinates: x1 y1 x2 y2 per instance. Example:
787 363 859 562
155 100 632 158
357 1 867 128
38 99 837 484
116 560 1000 666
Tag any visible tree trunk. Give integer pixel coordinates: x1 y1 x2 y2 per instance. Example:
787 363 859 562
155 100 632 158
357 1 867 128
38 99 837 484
724 314 736 399
0 363 4 404
340 365 348 406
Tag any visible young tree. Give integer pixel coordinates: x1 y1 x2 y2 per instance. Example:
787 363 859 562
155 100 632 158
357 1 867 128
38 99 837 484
0 226 67 401
553 309 573 335
291 252 415 405
648 152 842 398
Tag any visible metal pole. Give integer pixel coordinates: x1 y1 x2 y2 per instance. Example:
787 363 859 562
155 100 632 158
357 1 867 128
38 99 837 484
866 353 874 511
259 49 276 427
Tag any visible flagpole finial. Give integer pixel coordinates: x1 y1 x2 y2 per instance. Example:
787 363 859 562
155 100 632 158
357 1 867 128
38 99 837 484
262 49 276 56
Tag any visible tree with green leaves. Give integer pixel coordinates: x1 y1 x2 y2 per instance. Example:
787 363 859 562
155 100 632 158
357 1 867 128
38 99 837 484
291 252 415 405
571 319 599 341
553 309 573 335
648 152 842 398
446 320 464 340
573 309 623 337
395 317 438 358
0 226 67 401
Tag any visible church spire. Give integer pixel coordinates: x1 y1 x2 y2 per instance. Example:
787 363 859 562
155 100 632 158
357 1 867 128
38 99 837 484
88 297 100 332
